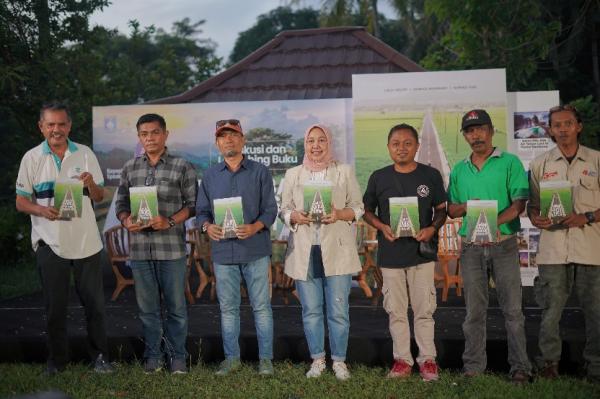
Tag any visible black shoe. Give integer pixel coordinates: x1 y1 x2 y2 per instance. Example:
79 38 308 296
93 354 114 374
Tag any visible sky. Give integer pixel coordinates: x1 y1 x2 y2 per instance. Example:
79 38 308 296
90 0 396 61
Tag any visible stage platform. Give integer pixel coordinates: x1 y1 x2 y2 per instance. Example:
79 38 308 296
0 264 587 374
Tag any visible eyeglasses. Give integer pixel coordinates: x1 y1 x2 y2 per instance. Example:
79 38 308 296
145 168 156 186
216 119 241 129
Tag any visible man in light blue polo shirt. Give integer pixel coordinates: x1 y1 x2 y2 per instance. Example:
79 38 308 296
16 102 112 375
447 109 532 383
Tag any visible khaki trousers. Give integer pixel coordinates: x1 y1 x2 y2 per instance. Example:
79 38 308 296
381 262 437 365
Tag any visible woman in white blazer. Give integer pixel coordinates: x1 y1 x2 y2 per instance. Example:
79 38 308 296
280 124 364 380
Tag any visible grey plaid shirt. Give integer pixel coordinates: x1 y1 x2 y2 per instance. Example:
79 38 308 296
116 149 198 260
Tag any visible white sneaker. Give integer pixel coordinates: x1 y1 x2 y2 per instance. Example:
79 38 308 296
332 361 350 381
306 358 326 378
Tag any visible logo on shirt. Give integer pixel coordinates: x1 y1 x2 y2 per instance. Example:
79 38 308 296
465 111 479 120
417 185 430 198
582 169 598 177
543 171 558 179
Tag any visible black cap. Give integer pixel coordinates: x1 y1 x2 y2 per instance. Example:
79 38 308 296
461 109 492 131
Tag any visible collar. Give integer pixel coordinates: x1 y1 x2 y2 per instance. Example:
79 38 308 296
142 147 169 164
463 147 502 164
42 139 78 154
218 155 248 171
550 144 588 162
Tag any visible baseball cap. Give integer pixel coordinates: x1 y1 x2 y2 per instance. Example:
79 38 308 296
215 119 243 136
461 109 492 131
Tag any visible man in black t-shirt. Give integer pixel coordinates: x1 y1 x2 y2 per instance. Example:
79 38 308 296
363 124 447 381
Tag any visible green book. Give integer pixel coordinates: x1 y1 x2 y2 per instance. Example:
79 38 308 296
465 200 498 244
389 197 420 238
303 181 333 222
214 196 244 239
54 179 83 220
539 180 572 224
130 186 158 226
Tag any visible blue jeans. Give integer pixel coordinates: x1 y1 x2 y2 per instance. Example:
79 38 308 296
460 237 531 374
214 256 273 360
130 257 188 361
295 245 352 362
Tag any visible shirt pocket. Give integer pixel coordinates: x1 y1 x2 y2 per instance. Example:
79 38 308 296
578 175 600 209
157 179 181 203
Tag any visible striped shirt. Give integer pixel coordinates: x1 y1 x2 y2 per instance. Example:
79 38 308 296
116 149 198 260
16 139 104 259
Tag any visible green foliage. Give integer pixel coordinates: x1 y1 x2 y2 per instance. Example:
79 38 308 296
229 7 319 65
0 260 40 300
1 363 600 398
1 3 222 269
0 204 34 268
422 0 561 91
245 128 293 141
571 96 600 150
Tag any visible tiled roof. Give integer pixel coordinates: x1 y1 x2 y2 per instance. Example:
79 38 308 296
147 26 424 104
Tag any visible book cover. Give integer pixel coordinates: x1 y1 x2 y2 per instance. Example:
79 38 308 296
389 196 420 238
539 180 572 224
303 181 332 222
465 200 498 244
214 197 244 239
54 179 83 220
130 186 158 226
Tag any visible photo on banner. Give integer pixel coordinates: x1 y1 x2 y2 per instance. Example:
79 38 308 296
506 91 559 171
507 91 559 286
352 68 507 189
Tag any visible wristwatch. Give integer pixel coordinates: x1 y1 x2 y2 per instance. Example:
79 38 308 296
167 217 176 228
584 211 596 225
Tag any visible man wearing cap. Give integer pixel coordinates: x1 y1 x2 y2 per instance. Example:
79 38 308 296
447 109 532 383
528 105 600 381
16 102 113 375
116 113 198 374
196 119 278 376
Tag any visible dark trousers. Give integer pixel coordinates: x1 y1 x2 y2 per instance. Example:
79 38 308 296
36 244 108 367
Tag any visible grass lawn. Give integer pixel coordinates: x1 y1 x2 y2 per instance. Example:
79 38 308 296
1 362 598 399
0 260 40 300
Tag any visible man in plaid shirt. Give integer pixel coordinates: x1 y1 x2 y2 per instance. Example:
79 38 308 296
116 113 198 374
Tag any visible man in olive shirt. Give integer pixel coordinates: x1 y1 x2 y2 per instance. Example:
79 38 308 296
528 104 600 381
448 109 532 383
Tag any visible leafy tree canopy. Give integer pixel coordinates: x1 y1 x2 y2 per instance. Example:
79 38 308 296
229 7 319 65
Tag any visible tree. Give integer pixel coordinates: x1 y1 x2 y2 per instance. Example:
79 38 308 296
229 7 319 65
0 3 222 204
245 127 293 141
315 0 380 37
422 0 561 91
0 0 109 138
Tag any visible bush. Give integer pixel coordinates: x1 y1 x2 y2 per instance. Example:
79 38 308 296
570 95 600 150
0 202 33 268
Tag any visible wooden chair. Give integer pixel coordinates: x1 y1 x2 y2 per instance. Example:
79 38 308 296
435 219 463 302
271 240 298 304
187 228 215 301
355 220 382 302
104 226 134 301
